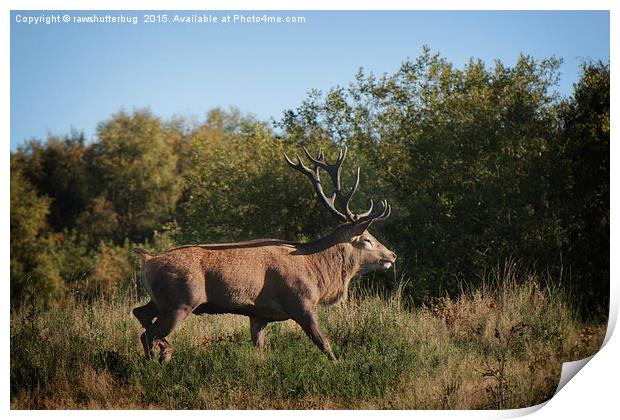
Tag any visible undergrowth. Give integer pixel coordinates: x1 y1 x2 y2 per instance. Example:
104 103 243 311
11 269 605 409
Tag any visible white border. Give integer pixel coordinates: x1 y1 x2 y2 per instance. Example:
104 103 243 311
3 1 616 419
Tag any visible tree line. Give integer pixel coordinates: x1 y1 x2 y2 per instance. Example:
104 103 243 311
10 50 609 318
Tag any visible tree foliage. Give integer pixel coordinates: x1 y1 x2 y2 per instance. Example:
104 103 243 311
556 61 610 310
10 159 65 305
12 131 93 232
89 110 183 243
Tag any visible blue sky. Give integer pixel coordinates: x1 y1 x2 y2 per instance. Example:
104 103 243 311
10 10 609 150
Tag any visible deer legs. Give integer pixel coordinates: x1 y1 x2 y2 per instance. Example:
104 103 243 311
133 301 187 363
134 302 337 363
250 312 336 361
250 316 268 351
293 310 337 362
133 300 158 329
144 310 185 363
133 301 161 357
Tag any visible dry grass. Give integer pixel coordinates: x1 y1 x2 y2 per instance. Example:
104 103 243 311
11 269 605 409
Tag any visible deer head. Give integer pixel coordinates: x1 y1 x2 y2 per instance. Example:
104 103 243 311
285 145 396 272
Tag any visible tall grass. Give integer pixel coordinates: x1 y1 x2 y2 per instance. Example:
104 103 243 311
11 268 605 409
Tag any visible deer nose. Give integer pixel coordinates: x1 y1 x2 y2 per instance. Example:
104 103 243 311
389 252 397 262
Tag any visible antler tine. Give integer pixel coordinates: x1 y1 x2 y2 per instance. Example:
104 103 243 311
285 145 392 225
338 145 347 165
303 146 342 183
339 166 360 221
356 199 392 224
283 153 300 169
302 146 324 167
284 153 316 176
285 151 348 222
356 199 375 219
376 202 391 220
301 145 362 220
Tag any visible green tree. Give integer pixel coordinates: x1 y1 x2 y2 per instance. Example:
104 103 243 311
12 131 94 232
10 159 65 305
556 61 610 314
87 109 183 243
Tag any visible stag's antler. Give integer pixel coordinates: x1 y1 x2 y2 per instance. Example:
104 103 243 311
284 145 391 224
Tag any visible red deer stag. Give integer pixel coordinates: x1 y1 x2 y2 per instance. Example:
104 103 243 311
133 146 396 362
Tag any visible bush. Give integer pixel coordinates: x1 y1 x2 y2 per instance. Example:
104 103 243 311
85 242 136 300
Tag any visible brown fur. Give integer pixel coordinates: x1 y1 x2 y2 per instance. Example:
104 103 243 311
133 223 396 362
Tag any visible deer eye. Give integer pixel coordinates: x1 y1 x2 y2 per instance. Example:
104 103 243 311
362 238 373 247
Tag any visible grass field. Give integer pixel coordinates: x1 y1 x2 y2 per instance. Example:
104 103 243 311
10 270 606 409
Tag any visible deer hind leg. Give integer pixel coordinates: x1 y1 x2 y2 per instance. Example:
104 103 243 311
133 300 158 329
134 301 160 358
144 308 191 363
250 317 268 351
293 310 337 362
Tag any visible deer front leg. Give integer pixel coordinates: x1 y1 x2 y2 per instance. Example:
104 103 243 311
293 309 337 362
250 316 268 351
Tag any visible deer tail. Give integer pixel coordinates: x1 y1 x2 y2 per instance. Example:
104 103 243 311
133 247 154 262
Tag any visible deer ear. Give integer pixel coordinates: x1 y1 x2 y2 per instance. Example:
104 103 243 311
346 219 374 238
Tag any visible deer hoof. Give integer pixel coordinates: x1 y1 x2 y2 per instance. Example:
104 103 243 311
159 348 173 363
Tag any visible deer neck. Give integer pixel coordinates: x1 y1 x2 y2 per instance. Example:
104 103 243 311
304 237 360 306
